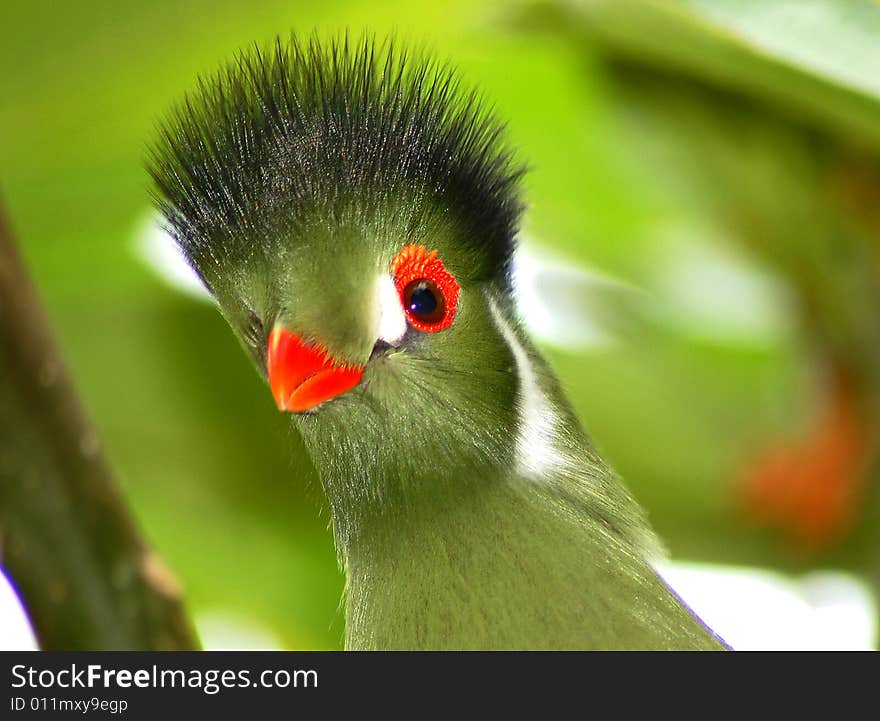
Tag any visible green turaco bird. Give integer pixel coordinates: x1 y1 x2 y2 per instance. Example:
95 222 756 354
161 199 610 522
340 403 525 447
148 34 727 650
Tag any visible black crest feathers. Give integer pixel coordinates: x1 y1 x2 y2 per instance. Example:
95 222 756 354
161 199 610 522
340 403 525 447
147 33 525 285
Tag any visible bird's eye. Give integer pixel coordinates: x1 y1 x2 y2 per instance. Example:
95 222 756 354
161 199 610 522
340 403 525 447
391 244 459 333
403 279 445 324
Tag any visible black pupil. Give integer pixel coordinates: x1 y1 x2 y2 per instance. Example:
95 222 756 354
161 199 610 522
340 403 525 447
407 282 438 316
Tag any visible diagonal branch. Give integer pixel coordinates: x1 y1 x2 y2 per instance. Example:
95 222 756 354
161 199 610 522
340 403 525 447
0 195 198 650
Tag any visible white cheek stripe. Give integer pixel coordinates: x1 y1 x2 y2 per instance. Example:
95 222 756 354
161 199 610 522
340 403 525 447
487 294 565 477
376 274 408 345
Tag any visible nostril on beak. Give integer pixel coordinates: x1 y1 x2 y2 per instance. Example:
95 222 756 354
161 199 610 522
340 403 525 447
369 338 394 360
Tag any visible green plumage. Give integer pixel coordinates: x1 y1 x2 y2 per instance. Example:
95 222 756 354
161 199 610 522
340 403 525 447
148 33 727 650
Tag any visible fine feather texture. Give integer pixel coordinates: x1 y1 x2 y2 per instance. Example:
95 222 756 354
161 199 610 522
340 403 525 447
147 33 525 293
147 34 727 649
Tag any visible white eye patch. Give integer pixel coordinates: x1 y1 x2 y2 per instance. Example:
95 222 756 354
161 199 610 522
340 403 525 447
376 274 407 345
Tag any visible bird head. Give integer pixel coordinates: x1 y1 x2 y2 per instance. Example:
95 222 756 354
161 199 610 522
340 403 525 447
148 35 528 536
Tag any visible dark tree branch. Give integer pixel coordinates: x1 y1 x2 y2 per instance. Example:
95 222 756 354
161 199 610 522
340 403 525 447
0 196 199 649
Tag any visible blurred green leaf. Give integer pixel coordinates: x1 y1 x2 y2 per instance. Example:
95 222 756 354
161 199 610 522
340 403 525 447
568 0 880 149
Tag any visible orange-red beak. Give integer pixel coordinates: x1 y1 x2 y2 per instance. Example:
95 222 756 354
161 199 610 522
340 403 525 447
267 326 365 412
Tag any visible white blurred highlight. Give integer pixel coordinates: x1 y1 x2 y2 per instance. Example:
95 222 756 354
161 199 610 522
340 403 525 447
651 236 795 343
196 611 284 651
512 241 623 350
135 213 212 301
656 561 877 651
0 568 38 650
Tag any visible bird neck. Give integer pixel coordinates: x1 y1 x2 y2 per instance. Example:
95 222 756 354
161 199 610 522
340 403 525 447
337 452 701 649
342 472 592 648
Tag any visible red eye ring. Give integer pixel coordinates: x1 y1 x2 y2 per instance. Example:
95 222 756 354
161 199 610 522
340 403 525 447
391 245 459 333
